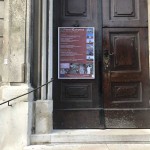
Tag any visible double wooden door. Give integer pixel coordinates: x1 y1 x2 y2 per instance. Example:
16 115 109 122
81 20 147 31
53 0 150 128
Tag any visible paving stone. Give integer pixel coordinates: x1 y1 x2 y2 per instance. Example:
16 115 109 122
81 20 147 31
107 144 150 150
24 144 109 150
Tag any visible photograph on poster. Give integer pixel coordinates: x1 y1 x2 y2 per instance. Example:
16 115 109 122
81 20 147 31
58 27 95 79
86 39 94 44
86 55 94 61
86 44 94 49
86 49 93 56
87 33 93 39
60 63 93 76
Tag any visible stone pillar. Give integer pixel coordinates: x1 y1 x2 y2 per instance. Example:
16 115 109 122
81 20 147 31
33 0 54 135
48 0 53 101
47 0 54 133
35 100 53 134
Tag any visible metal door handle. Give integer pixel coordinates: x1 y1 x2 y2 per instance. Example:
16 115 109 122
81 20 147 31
103 49 110 70
103 49 114 70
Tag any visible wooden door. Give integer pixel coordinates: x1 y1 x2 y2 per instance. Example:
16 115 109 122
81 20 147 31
103 0 150 128
53 0 150 129
53 0 103 129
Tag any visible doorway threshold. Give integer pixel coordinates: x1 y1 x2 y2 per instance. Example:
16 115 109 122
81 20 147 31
31 129 150 144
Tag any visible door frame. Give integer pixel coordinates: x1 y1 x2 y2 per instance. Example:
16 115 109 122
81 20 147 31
32 0 53 100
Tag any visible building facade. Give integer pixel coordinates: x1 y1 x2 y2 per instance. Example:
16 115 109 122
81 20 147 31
0 0 150 149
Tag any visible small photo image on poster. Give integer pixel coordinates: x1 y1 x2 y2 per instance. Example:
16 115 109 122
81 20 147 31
58 27 95 79
86 49 94 56
86 63 93 75
87 33 93 39
86 44 94 49
87 28 93 34
86 39 94 44
86 55 94 61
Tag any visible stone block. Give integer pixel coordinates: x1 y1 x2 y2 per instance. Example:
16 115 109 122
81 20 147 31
35 100 53 134
0 20 4 36
2 0 27 82
0 1 4 19
0 102 29 150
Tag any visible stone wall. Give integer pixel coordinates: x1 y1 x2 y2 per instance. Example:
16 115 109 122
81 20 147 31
0 0 4 83
0 101 32 150
0 0 33 150
2 0 27 82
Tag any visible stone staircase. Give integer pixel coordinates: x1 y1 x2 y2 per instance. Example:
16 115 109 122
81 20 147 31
24 129 150 150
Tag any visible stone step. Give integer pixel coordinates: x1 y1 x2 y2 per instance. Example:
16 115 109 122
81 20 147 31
30 129 150 144
24 144 150 150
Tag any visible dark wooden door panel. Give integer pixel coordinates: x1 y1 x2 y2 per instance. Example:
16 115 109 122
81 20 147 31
54 0 100 106
103 28 148 71
103 0 148 27
63 0 88 17
55 82 100 109
103 28 150 128
61 0 96 27
103 28 149 107
105 110 150 128
54 110 102 129
53 0 103 128
110 33 139 71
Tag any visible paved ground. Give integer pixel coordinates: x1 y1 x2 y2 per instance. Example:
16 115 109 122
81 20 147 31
25 144 150 150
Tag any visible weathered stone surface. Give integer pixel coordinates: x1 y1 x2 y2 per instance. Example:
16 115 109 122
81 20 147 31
24 144 108 150
0 84 31 102
0 0 4 86
29 129 150 146
24 144 150 150
107 144 150 150
2 0 27 82
9 0 26 82
35 100 53 134
0 1 4 19
0 20 4 36
0 38 3 50
0 102 29 150
31 134 51 145
0 85 33 150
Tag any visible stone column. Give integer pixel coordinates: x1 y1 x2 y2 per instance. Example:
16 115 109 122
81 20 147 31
35 0 53 134
35 100 53 134
47 0 54 133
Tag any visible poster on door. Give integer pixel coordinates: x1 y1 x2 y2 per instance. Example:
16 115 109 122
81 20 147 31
58 27 95 79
